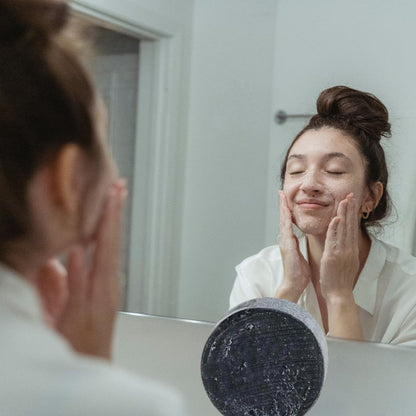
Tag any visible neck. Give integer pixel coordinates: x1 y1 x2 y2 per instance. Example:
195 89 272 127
306 234 325 282
1 239 63 284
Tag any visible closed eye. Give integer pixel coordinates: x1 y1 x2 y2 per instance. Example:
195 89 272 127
288 171 304 175
326 171 344 175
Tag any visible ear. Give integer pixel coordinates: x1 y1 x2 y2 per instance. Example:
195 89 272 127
51 144 87 216
363 181 383 213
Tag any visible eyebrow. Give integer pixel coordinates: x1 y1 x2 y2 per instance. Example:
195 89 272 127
287 152 352 162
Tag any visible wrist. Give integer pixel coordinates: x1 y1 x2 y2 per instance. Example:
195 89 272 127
275 284 304 303
325 294 363 341
325 292 356 312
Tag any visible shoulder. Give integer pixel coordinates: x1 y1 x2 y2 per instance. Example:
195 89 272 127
236 244 282 272
230 244 284 307
67 357 186 415
235 244 284 284
0 320 185 416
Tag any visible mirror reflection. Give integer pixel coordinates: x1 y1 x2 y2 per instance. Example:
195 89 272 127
78 0 416 347
84 25 140 309
231 85 416 346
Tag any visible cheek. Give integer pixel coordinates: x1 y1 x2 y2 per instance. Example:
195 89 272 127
282 181 297 208
82 166 114 237
333 177 366 203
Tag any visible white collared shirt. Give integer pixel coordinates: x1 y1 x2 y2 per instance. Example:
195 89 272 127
0 264 187 416
230 236 416 346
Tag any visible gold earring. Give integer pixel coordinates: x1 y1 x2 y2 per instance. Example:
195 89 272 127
362 211 370 220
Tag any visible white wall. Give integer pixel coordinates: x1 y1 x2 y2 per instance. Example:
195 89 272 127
178 0 278 322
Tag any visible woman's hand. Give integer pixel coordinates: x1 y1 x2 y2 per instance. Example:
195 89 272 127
320 193 363 340
275 191 311 303
36 259 69 328
37 179 127 360
320 193 360 299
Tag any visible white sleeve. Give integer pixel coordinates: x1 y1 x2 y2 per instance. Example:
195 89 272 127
70 367 189 416
229 248 282 310
229 265 263 310
115 377 188 416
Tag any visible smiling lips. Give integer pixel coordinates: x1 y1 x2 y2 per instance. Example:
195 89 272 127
296 199 329 209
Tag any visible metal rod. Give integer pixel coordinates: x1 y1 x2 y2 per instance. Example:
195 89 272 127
275 110 314 125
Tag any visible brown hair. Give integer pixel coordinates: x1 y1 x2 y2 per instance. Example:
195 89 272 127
0 0 99 248
280 85 392 230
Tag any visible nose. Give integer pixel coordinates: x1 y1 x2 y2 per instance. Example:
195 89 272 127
299 170 323 195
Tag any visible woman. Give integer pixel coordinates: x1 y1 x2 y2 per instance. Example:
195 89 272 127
0 0 186 414
230 85 416 346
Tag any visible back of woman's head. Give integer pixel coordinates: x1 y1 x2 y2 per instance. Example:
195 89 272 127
280 85 392 231
0 0 98 247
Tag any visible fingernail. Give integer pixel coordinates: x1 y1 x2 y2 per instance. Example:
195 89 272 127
110 178 127 193
117 178 127 189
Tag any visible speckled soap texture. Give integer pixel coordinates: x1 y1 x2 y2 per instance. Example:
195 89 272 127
201 298 328 416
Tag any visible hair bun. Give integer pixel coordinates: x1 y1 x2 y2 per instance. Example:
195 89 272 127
316 85 391 140
0 0 68 43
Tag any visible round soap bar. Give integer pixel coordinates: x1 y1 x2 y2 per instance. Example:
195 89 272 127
201 297 328 416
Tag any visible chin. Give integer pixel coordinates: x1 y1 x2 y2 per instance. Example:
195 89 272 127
293 216 330 237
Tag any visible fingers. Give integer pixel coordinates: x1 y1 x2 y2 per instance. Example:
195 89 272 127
325 193 361 258
345 194 359 246
324 214 339 256
279 191 290 230
54 179 127 360
279 191 296 248
90 179 127 305
36 259 69 327
65 246 89 306
94 179 127 271
62 177 127 307
54 247 89 339
277 192 311 298
321 193 361 300
332 193 357 245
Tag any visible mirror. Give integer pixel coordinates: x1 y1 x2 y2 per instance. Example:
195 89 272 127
72 0 416 344
82 25 140 308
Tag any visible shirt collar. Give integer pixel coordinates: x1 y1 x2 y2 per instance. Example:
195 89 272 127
353 235 385 315
0 263 44 322
299 234 384 316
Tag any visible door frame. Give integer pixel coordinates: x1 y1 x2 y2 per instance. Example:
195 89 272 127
70 0 190 316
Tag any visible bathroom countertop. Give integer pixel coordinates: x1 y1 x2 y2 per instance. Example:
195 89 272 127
114 312 416 416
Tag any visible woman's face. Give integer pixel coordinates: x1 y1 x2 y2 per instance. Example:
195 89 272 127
283 127 372 236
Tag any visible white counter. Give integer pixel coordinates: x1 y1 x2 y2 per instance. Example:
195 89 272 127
113 312 416 415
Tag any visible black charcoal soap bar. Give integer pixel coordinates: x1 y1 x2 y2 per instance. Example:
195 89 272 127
201 297 328 416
